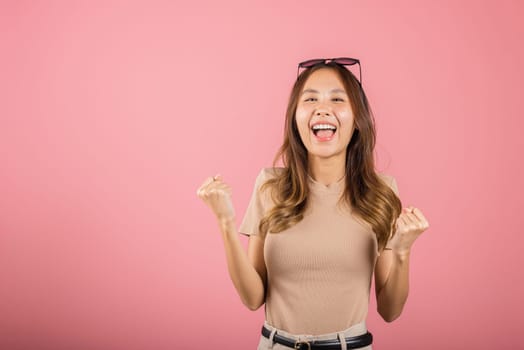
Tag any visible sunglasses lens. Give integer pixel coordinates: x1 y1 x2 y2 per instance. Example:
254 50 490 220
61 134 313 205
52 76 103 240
298 59 325 68
333 58 358 66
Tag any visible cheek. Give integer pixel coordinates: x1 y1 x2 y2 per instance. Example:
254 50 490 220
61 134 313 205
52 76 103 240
336 107 353 120
337 109 354 124
294 109 310 139
337 112 355 140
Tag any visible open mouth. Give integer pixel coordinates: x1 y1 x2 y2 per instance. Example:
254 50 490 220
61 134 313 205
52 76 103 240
311 123 337 141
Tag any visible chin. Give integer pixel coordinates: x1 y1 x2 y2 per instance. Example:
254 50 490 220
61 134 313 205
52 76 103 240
308 148 345 159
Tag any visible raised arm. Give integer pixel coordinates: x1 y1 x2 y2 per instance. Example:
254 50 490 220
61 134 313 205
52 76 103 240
374 175 430 321
197 175 266 310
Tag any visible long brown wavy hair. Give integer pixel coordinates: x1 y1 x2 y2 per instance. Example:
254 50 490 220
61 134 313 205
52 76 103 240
258 62 402 253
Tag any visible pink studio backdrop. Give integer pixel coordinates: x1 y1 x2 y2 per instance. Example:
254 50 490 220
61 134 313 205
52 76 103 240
1 1 523 349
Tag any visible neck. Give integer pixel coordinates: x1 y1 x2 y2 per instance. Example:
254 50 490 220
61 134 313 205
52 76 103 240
308 152 346 186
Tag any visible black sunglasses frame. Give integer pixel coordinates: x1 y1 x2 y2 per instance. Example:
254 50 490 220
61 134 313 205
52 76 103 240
297 57 362 87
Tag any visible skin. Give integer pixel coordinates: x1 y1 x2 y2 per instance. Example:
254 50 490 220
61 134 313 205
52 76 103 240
196 68 430 319
197 175 266 310
295 67 355 185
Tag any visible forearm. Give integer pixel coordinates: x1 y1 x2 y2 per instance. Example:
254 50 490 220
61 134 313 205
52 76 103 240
377 251 410 322
218 218 265 310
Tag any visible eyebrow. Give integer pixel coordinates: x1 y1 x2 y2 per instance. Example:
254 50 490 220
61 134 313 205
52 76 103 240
301 88 347 95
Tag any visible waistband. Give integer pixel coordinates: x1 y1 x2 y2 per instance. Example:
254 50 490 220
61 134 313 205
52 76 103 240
262 320 369 341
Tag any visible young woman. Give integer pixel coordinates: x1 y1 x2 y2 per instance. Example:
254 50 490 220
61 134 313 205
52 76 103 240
197 58 429 350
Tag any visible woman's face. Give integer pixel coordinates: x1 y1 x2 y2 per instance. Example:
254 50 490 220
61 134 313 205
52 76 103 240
295 68 356 161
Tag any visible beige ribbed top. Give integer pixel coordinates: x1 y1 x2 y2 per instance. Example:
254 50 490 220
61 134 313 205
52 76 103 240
238 167 398 335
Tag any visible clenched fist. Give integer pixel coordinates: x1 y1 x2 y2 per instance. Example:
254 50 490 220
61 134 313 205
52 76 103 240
196 174 236 222
387 206 430 256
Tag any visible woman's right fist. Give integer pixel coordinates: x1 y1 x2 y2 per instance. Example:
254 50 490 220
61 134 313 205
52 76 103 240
196 174 236 222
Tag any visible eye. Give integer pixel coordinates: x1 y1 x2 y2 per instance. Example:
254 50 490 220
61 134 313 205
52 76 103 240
332 97 345 102
304 97 317 102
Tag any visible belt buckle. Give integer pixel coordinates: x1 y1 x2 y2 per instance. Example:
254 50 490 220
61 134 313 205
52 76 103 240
294 340 311 350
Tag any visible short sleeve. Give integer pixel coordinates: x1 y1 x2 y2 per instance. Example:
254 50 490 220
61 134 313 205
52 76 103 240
238 168 270 236
389 176 399 196
384 175 399 249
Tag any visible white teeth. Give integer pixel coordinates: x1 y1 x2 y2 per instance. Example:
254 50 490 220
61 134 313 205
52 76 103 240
312 124 337 130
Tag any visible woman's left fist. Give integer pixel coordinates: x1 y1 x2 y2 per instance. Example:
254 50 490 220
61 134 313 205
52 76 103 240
388 206 430 255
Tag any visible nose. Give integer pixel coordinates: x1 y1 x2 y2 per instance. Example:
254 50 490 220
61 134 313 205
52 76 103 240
315 108 332 117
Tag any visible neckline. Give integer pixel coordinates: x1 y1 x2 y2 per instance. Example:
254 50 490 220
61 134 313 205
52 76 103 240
307 173 346 195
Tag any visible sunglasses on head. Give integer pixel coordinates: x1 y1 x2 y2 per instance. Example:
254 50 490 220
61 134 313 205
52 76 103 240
297 57 362 87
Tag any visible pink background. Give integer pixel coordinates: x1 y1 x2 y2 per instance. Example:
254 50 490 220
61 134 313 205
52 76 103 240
1 0 523 349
